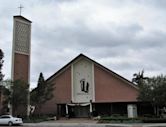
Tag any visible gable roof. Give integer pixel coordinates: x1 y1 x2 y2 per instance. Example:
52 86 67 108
46 53 138 90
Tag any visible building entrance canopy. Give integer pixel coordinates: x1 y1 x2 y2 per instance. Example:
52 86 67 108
66 103 92 117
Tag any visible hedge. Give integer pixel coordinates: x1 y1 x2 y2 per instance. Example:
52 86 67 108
99 116 166 123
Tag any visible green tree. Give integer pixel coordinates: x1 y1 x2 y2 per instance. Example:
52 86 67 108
1 79 28 116
0 79 12 114
0 49 4 81
12 80 29 116
30 72 54 115
0 49 5 113
132 70 148 86
137 75 166 116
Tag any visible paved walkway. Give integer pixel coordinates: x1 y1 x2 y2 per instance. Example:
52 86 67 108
24 118 166 127
50 118 98 123
24 122 166 127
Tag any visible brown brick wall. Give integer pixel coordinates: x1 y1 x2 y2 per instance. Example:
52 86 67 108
13 53 29 83
94 64 139 103
39 62 139 115
40 67 71 114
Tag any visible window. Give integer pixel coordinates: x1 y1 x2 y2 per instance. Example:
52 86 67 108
0 116 10 118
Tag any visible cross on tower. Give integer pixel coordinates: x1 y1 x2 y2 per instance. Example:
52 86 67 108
18 4 24 15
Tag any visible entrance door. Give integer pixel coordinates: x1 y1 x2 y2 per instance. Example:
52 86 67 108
74 106 90 117
69 106 90 118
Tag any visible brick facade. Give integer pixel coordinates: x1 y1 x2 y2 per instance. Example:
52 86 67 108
38 54 139 116
40 67 71 114
94 64 138 102
13 53 29 82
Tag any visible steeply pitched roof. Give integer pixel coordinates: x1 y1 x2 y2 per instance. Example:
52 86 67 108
46 53 138 90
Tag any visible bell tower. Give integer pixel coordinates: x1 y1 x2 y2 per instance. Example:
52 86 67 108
11 15 31 116
11 15 31 84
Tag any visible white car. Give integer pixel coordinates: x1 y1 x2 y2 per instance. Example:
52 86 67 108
0 115 23 126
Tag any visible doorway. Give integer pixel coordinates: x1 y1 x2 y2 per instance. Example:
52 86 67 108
69 105 90 118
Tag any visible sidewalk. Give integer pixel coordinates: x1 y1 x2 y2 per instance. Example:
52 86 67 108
45 118 166 127
24 118 166 127
47 118 98 123
24 122 166 127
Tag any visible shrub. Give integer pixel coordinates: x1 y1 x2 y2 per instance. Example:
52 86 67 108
142 118 166 123
99 116 141 123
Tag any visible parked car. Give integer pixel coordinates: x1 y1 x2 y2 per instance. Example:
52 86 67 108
0 115 23 126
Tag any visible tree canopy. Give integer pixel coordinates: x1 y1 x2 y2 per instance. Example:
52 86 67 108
132 70 148 86
133 71 166 116
1 79 28 116
0 49 4 81
138 75 166 106
30 72 54 115
12 80 29 115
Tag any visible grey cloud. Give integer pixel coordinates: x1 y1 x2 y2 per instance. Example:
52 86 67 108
133 31 166 50
31 16 166 82
33 21 143 49
1 0 166 88
106 0 166 9
141 0 166 9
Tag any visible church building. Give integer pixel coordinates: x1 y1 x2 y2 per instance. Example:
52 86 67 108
40 54 142 118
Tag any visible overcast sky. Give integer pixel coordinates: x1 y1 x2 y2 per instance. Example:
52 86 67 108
1 0 166 89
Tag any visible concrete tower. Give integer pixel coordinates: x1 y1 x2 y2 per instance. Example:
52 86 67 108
11 16 31 83
11 15 32 116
